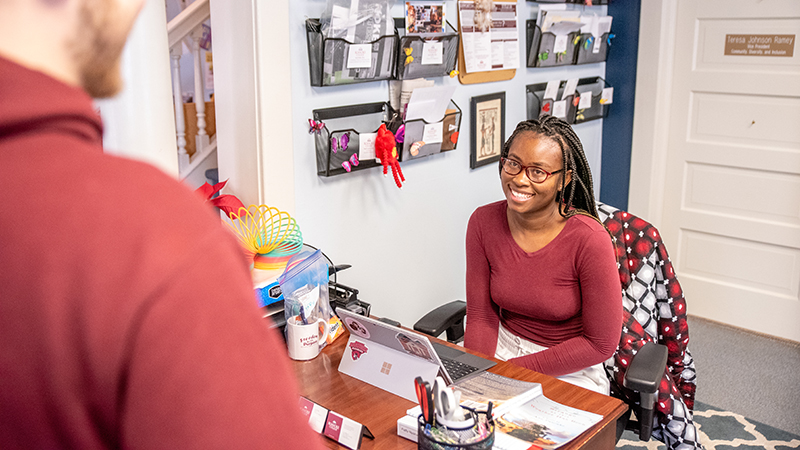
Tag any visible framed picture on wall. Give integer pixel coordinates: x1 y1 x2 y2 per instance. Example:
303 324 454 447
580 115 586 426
470 92 505 169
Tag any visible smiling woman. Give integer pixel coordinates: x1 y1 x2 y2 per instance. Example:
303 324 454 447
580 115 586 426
463 116 622 396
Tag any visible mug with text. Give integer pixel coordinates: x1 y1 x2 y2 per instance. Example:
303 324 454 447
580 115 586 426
286 317 329 360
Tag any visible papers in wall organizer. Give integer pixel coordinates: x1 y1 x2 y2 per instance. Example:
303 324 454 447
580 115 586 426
544 80 560 100
458 1 519 73
601 87 614 105
421 41 444 65
359 133 377 161
562 78 579 100
553 100 567 119
579 91 593 109
389 78 435 115
536 5 613 54
405 85 457 122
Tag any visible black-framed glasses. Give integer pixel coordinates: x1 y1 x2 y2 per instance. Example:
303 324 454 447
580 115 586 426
500 157 564 183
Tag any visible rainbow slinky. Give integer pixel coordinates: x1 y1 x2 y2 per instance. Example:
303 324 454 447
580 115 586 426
226 205 303 271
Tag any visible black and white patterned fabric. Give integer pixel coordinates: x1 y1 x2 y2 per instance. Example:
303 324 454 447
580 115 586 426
596 202 702 449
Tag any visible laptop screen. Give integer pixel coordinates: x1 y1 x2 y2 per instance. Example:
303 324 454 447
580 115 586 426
336 307 454 383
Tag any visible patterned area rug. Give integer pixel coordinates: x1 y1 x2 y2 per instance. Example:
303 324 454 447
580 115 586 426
617 402 800 449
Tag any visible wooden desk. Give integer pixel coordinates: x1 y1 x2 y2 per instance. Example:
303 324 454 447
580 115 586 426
292 330 627 450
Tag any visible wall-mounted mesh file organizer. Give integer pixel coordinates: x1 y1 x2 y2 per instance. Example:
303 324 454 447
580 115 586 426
573 77 611 124
526 77 612 125
395 20 459 80
575 32 612 64
312 102 394 177
399 100 462 162
306 18 398 87
526 20 579 68
526 81 578 125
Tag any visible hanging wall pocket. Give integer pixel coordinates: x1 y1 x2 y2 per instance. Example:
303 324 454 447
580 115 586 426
526 20 580 68
526 80 578 124
306 19 399 87
312 102 394 177
399 100 462 162
574 77 612 124
395 20 460 80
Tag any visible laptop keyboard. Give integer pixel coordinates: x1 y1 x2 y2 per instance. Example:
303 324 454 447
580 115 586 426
440 357 480 381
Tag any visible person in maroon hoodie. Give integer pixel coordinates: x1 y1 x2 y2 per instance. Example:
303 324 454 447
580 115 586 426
0 1 325 449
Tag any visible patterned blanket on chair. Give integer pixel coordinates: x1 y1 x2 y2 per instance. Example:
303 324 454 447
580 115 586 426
597 202 703 450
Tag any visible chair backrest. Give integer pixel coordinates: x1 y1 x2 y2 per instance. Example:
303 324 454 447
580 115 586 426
596 202 697 411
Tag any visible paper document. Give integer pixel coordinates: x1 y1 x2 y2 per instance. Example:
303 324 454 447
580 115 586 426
405 85 456 122
389 78 435 115
458 1 519 73
493 395 602 450
454 372 543 414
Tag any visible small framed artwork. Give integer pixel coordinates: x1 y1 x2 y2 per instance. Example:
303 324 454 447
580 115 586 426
470 92 505 169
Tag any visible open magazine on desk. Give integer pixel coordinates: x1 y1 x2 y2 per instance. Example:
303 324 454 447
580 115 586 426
404 372 602 449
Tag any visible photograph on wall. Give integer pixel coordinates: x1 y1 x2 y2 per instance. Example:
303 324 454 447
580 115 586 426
405 2 445 34
470 92 505 169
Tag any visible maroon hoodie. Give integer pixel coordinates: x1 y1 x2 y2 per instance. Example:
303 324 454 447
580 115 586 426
0 56 324 450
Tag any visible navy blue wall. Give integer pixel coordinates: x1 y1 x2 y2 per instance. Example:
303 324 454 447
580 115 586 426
600 0 641 211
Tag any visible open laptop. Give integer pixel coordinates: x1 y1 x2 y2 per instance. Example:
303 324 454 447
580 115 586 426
336 307 495 402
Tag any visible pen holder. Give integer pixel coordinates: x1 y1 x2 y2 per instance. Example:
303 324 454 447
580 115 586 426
417 409 494 450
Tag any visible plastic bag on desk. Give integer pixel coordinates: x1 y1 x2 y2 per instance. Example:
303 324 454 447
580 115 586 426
278 248 344 346
320 0 396 41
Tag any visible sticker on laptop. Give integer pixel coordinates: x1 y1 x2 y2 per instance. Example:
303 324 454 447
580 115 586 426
344 317 370 339
349 340 368 361
395 332 436 363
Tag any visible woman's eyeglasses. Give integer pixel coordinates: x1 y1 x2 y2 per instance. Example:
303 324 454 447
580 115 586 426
500 157 563 183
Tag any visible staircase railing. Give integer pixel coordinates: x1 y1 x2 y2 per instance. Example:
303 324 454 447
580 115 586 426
167 0 215 181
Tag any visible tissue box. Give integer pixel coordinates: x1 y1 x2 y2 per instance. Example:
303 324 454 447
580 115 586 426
253 268 284 308
397 415 418 443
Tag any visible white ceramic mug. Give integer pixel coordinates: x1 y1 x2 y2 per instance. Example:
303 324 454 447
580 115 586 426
286 317 329 360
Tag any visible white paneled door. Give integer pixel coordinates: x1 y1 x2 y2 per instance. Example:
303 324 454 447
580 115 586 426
661 1 800 341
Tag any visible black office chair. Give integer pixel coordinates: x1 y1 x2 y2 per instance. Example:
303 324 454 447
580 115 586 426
413 203 700 446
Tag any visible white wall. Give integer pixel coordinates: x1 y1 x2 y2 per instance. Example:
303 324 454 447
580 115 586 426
286 1 608 327
98 0 178 177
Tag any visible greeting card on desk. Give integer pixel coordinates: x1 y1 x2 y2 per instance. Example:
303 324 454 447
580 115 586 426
299 397 374 450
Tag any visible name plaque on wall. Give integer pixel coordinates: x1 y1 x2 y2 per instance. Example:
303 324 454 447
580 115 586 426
724 34 795 57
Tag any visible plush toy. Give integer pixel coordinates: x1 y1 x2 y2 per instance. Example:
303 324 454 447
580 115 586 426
376 124 405 189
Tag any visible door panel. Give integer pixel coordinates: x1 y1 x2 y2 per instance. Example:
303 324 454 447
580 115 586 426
662 0 800 341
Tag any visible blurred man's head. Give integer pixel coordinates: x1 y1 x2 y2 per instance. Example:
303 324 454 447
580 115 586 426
0 0 144 97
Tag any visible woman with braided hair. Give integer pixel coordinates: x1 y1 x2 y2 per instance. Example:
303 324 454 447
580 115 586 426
464 116 622 394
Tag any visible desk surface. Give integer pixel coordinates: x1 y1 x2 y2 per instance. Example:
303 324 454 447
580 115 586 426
292 329 627 450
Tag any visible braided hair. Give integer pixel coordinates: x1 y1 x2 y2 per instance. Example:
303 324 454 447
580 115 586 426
500 116 600 223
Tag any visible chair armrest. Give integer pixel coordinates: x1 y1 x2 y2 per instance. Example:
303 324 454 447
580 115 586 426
623 341 668 441
413 300 466 343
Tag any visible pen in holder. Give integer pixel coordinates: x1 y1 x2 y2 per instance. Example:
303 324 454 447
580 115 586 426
417 407 494 450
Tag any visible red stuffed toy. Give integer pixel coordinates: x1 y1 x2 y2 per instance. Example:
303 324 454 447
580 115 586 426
376 124 405 189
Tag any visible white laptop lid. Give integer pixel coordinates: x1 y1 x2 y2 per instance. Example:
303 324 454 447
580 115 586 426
336 308 447 401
